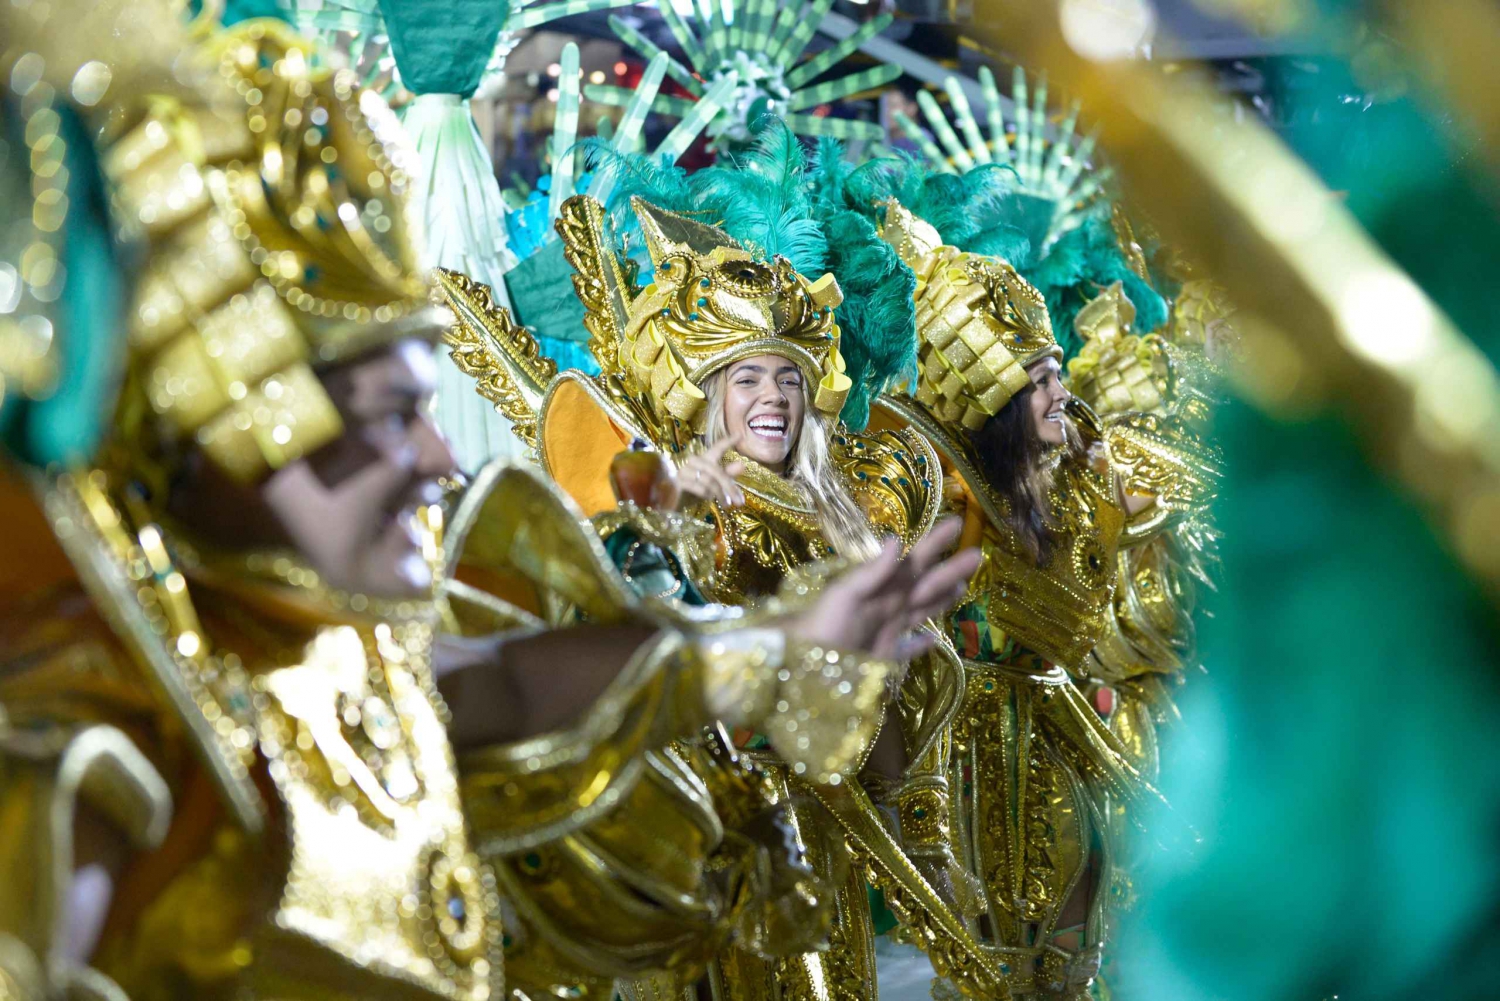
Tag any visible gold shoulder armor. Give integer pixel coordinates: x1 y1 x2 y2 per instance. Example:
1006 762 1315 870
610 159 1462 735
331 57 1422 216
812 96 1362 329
443 459 656 627
37 471 264 831
833 427 944 550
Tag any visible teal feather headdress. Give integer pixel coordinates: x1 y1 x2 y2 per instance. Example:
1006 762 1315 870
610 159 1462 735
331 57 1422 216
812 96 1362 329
839 153 1167 358
584 119 917 429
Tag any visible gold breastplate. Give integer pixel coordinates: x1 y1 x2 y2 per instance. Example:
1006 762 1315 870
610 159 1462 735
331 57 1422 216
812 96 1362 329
976 455 1125 671
45 471 502 1001
708 459 827 602
245 617 501 1001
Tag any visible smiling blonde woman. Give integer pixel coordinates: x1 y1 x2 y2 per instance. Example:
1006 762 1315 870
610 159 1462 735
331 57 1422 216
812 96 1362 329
436 185 1004 1000
682 354 880 581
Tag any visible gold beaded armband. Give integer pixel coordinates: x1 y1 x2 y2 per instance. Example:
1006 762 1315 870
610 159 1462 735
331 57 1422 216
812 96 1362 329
695 630 891 786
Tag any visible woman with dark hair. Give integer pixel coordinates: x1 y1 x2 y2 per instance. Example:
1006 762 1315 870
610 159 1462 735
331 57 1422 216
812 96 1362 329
967 355 1080 567
871 201 1218 1000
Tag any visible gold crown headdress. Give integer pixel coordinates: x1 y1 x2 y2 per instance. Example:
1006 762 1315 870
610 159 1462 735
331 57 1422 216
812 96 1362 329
609 196 851 435
435 194 853 517
878 199 1059 430
1067 278 1238 418
109 20 434 482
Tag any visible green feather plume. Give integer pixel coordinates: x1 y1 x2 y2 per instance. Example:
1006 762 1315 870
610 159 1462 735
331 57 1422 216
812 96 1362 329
1024 214 1168 357
845 154 1030 264
694 123 829 275
838 153 1167 358
808 137 917 429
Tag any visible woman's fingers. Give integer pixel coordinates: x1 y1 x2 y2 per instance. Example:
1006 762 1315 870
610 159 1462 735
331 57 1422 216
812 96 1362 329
705 432 744 462
706 466 744 507
903 516 963 576
891 631 937 663
907 547 981 612
678 457 741 507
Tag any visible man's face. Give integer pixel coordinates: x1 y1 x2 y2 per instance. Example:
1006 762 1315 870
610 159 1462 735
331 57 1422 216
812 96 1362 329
261 340 457 598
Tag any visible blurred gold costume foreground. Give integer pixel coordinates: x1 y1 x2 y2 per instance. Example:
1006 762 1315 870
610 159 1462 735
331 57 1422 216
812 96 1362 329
0 11 963 1001
15 0 1497 1000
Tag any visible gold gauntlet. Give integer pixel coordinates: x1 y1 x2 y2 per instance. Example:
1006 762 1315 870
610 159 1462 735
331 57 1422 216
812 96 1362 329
697 631 891 785
881 773 985 919
891 774 951 851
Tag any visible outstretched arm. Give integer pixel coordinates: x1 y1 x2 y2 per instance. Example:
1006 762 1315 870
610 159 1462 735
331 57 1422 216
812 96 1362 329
439 518 979 751
438 624 657 750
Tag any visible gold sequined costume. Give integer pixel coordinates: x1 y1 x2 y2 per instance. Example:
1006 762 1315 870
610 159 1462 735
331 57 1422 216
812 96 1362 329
0 19 502 1001
869 202 1220 999
439 196 1007 999
0 20 895 1001
1065 277 1233 784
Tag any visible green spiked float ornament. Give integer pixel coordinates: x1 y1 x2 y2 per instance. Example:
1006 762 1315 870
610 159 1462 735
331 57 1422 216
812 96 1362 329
590 0 899 152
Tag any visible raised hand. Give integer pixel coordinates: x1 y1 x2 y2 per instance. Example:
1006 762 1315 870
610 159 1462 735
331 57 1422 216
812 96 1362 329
788 517 980 662
676 433 747 509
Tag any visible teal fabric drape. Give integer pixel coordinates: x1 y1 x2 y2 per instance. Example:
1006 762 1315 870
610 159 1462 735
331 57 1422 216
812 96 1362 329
375 0 511 98
0 105 123 466
373 0 527 471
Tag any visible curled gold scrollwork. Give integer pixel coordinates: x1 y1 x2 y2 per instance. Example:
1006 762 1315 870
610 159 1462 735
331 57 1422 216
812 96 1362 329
556 195 630 375
436 268 557 454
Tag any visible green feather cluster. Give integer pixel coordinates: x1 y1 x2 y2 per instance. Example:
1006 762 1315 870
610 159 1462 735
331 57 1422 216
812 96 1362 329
844 153 1031 264
1026 214 1168 357
835 154 1168 359
806 138 917 430
584 120 918 430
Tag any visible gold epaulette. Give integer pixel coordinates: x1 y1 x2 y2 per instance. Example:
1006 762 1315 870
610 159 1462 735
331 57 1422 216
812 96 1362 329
833 426 944 551
37 470 265 831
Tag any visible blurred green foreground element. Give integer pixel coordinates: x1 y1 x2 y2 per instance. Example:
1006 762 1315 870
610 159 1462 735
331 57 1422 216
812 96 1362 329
1119 399 1500 1001
1117 3 1500 998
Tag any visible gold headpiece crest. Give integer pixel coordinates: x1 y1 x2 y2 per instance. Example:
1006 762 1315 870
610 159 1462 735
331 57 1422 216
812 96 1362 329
878 199 1059 430
613 197 851 434
110 20 433 482
1065 281 1166 414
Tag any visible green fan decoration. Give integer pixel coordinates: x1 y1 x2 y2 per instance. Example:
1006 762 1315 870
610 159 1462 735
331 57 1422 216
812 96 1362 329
587 0 901 151
886 66 1167 353
896 66 1110 260
499 49 741 375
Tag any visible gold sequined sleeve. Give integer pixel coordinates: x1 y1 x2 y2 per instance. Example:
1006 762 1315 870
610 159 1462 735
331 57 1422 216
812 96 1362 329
458 625 892 855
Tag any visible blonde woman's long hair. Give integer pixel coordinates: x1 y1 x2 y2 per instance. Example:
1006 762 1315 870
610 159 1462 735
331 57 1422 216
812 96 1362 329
702 368 881 563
